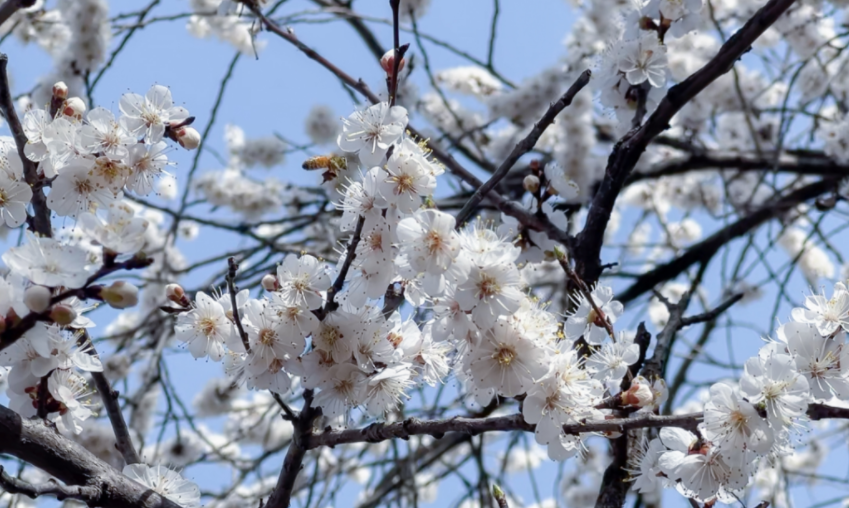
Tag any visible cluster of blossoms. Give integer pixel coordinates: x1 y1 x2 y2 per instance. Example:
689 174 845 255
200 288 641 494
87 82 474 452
628 282 849 503
0 83 204 506
168 99 653 466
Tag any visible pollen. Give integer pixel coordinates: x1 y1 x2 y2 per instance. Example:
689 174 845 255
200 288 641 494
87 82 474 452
198 317 218 337
259 328 276 346
477 274 500 300
393 173 416 194
425 230 444 254
493 346 516 366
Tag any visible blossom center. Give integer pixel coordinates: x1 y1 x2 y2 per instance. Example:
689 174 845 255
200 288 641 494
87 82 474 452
493 345 516 366
425 230 444 254
259 328 276 346
198 317 218 337
477 275 500 299
393 173 416 194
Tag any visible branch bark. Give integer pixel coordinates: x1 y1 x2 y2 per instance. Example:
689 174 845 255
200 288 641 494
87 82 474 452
264 390 321 508
574 0 799 284
0 404 183 508
616 177 836 304
84 331 142 466
0 52 51 237
453 69 592 227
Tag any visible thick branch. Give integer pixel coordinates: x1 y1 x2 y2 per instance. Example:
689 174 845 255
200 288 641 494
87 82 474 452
453 69 592 226
265 390 321 508
304 411 703 449
0 404 183 508
574 0 798 284
626 151 849 184
0 1 35 34
0 52 51 237
616 178 836 304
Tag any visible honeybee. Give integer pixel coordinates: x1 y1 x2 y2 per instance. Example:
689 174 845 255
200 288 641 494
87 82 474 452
302 155 347 171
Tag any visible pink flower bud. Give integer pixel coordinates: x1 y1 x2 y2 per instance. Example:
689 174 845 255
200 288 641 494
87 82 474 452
261 274 279 292
49 304 77 326
380 49 406 75
174 126 201 150
62 97 86 119
100 281 140 309
24 286 52 313
166 284 189 307
620 380 654 408
52 81 68 100
523 174 540 194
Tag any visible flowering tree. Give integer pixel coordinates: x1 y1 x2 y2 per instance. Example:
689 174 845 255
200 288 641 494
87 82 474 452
2 0 849 507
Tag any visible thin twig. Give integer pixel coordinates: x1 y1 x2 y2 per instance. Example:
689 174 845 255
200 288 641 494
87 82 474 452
0 466 102 503
226 257 251 353
0 53 51 237
82 331 141 465
453 70 591 227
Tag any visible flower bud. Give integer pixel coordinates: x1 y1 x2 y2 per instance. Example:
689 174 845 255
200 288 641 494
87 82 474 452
174 126 201 150
52 81 68 100
166 283 190 307
380 49 406 75
620 380 654 408
49 304 77 326
24 285 52 313
100 281 139 309
523 174 540 194
62 97 86 119
261 274 279 292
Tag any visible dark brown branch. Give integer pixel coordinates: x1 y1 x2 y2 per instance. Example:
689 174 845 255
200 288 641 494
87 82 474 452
626 151 849 185
0 53 51 237
574 0 798 284
453 69 592 227
679 293 743 327
0 404 183 508
304 411 705 449
321 215 365 317
265 390 321 508
0 1 35 34
616 178 836 304
251 5 574 248
226 257 251 353
641 289 694 380
0 465 102 503
83 331 141 465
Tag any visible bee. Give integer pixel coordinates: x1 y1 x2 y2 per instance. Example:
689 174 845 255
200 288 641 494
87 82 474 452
302 155 347 172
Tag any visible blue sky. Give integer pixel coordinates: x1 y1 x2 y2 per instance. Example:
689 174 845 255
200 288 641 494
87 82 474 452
4 0 849 507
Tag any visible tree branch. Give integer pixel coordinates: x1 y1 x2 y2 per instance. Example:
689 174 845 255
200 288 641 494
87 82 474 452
226 256 251 353
0 52 51 237
0 404 183 508
83 331 141 466
574 0 799 284
265 389 321 508
0 465 102 503
453 69 592 226
616 178 836 304
250 4 574 248
0 0 35 31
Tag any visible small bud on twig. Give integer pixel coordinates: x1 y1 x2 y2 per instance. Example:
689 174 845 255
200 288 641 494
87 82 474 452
261 274 279 292
380 49 406 75
523 174 540 194
23 286 52 313
49 304 77 326
100 281 140 309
